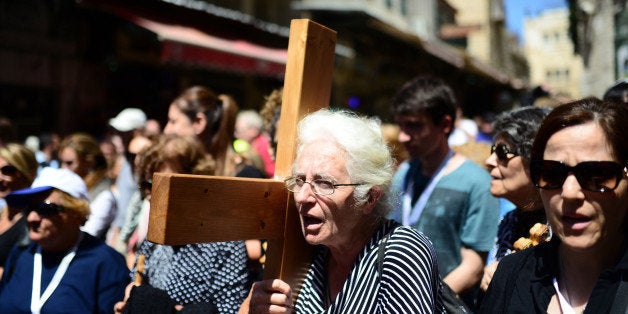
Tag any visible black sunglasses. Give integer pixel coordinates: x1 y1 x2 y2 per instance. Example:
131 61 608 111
24 201 65 216
0 164 18 176
531 160 627 192
490 144 518 161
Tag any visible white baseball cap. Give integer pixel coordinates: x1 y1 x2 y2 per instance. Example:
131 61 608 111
6 167 89 208
109 108 147 132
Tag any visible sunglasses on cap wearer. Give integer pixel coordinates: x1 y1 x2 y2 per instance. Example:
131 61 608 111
490 144 519 161
531 160 628 193
1 164 18 176
23 201 65 216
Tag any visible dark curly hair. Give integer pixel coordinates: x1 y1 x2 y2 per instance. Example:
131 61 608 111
492 106 552 160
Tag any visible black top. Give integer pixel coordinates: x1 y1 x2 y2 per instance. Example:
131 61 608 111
0 214 29 266
480 237 628 313
493 207 546 261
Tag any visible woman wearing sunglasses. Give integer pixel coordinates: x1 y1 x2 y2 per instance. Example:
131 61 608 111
480 98 628 313
0 167 128 313
480 106 551 291
0 143 39 276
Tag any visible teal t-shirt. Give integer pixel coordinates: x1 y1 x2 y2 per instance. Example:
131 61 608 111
390 159 499 276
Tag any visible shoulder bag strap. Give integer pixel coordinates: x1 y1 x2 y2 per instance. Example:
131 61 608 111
377 229 393 281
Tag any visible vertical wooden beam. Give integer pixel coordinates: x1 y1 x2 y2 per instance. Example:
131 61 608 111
264 19 336 297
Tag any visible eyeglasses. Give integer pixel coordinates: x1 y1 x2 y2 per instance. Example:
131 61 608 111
284 176 362 196
24 201 65 216
531 160 627 192
0 164 18 176
491 144 518 161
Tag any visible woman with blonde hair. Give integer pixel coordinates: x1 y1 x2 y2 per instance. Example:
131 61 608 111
58 133 117 240
0 143 39 276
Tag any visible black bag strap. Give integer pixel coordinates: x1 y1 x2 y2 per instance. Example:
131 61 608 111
377 229 392 281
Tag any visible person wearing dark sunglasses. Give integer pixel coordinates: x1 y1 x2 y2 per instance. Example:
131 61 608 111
0 167 128 313
480 106 551 292
481 98 628 313
0 143 39 277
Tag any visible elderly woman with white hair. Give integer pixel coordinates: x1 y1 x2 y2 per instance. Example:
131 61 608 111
239 109 443 313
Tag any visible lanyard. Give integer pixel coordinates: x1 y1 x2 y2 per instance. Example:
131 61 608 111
31 232 83 314
553 277 577 314
402 150 454 226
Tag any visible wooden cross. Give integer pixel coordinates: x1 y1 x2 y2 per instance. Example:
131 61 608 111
146 19 337 297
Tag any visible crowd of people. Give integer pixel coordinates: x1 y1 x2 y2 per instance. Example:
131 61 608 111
0 76 625 313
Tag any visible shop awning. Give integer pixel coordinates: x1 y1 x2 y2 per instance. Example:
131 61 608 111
120 11 288 77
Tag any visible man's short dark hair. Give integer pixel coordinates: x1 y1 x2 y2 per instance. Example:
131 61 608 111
391 75 458 135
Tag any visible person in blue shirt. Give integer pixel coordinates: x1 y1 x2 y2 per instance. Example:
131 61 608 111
0 167 128 314
389 75 499 310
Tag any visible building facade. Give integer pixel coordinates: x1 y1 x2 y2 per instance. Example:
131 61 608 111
447 0 528 90
1 0 525 139
524 7 584 99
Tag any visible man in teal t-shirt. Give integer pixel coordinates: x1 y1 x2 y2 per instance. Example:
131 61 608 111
389 75 499 310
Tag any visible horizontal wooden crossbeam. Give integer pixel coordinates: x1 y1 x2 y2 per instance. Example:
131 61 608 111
147 173 288 245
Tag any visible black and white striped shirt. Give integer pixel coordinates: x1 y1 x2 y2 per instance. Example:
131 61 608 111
295 219 444 313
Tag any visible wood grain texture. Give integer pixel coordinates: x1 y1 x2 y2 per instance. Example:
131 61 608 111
145 19 337 300
265 19 336 297
147 174 287 245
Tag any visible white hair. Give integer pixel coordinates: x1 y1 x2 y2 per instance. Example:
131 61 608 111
236 110 264 130
295 109 395 217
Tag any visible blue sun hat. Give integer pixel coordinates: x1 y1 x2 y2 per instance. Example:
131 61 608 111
6 167 89 208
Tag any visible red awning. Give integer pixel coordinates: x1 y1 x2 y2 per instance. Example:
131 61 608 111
123 12 288 77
